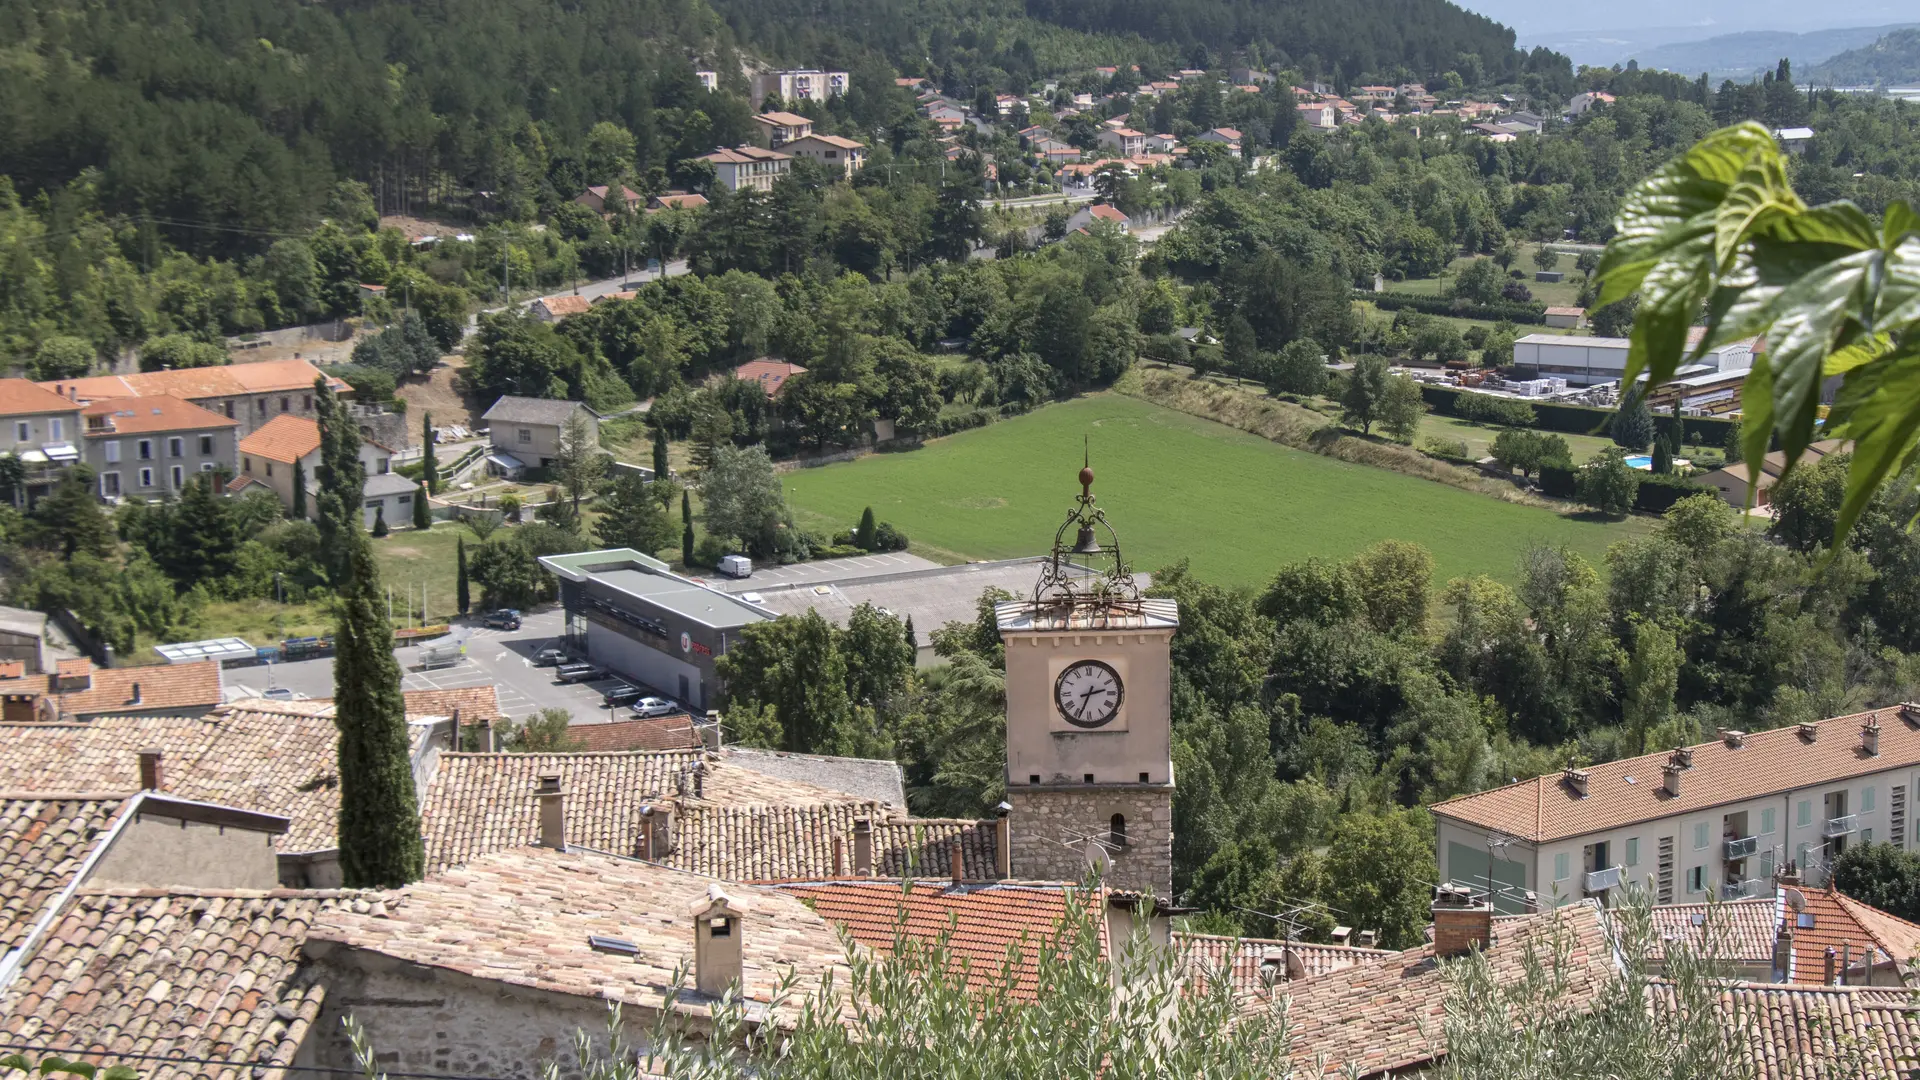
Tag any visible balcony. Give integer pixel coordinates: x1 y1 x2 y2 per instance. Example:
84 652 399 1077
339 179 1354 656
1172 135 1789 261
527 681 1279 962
1722 879 1766 900
1584 865 1623 894
1824 814 1858 838
1723 835 1759 861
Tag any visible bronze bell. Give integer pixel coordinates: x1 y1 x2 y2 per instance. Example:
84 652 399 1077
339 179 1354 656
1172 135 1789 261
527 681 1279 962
1073 523 1102 554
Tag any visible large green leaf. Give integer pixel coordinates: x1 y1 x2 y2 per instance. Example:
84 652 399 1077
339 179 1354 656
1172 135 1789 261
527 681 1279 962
1877 234 1920 329
1828 345 1920 542
1714 155 1804 269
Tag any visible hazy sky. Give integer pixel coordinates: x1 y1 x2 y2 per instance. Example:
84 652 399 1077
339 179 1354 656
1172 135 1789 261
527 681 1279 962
1458 0 1910 38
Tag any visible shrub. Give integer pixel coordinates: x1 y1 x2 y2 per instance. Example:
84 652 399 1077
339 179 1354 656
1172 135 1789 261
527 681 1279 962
1362 290 1547 325
1422 436 1471 460
693 534 728 567
1500 280 1534 303
1454 392 1537 428
1576 452 1641 516
872 521 909 551
1634 472 1711 514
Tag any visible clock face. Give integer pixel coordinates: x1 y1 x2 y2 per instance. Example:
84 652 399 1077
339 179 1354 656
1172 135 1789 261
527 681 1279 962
1055 660 1124 728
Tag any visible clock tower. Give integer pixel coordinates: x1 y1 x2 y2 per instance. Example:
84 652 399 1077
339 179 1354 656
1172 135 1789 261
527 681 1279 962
996 466 1177 898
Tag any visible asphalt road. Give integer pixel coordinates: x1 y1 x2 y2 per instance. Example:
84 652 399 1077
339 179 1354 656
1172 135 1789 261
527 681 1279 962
222 606 661 725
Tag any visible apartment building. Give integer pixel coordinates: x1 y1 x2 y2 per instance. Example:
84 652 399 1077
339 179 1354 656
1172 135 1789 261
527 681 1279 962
750 69 848 105
40 358 352 439
235 413 395 521
0 379 83 501
781 133 867 178
752 111 814 147
81 394 238 500
1432 708 1920 911
696 145 792 192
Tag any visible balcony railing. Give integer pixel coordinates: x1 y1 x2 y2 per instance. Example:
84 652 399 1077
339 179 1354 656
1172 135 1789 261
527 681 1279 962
1724 835 1759 861
1825 814 1858 838
1584 865 1623 894
1722 878 1767 900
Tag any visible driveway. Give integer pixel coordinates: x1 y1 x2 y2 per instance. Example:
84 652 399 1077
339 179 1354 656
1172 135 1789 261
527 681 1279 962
220 606 679 725
702 552 939 594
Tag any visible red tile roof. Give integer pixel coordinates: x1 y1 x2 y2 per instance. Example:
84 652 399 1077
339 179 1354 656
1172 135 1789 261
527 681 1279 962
0 378 82 418
1779 885 1920 983
536 294 592 317
0 889 347 1080
1088 204 1129 222
81 394 236 435
41 359 347 405
700 145 791 164
0 795 130 948
1432 708 1916 843
237 413 322 463
1643 897 1777 964
755 111 814 127
568 714 702 752
732 359 806 397
649 192 709 210
1174 931 1393 994
37 659 223 719
773 879 1106 998
671 803 998 882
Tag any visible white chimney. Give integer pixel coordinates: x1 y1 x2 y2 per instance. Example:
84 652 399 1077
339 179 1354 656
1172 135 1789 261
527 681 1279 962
1563 767 1589 798
1864 718 1882 757
994 801 1012 880
1662 763 1682 798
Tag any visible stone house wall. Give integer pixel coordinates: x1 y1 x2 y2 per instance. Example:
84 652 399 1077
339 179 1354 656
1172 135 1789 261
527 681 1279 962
1008 787 1173 897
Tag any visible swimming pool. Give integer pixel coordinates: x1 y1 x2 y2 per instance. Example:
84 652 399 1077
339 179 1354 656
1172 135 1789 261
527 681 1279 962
1624 454 1652 469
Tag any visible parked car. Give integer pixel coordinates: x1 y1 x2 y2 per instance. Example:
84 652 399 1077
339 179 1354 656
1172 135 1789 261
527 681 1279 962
483 609 522 630
601 682 644 707
631 697 678 718
556 663 606 684
717 554 753 578
534 648 569 667
419 643 464 670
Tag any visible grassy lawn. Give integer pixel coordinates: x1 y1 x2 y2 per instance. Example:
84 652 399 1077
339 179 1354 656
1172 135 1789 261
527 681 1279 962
1416 414 1620 462
781 394 1653 590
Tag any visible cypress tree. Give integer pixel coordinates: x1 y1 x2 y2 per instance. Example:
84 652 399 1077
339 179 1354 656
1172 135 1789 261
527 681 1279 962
652 425 669 480
456 536 471 615
856 506 877 550
412 482 431 529
313 377 365 582
422 411 438 492
372 505 390 536
904 615 917 652
328 415 423 888
292 459 308 520
681 487 692 525
1651 437 1673 474
682 520 695 567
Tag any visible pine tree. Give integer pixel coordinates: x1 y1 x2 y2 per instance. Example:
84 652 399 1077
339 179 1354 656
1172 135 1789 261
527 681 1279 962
330 426 423 888
1651 437 1673 474
292 460 308 520
856 506 877 550
412 482 431 529
903 615 917 652
652 425 669 480
1611 389 1656 451
421 411 438 493
456 537 471 615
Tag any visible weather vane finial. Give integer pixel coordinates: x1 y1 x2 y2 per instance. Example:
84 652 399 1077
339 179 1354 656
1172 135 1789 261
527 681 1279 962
1029 444 1139 615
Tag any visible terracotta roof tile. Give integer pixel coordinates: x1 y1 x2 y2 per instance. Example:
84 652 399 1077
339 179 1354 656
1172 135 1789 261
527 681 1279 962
1641 897 1777 964
81 394 236 435
0 378 83 417
1779 885 1920 982
1649 981 1920 1079
0 889 350 1080
1432 708 1918 843
236 414 321 463
756 111 813 126
731 359 806 397
34 659 223 718
310 846 850 1021
1279 903 1615 1076
0 704 344 852
568 714 702 752
1173 931 1393 994
772 880 1104 998
42 359 346 405
0 796 130 948
536 295 592 317
669 803 998 881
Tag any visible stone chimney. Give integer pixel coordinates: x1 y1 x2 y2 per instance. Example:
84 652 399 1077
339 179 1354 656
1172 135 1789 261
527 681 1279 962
949 841 965 887
832 838 845 876
993 802 1012 880
701 710 723 751
691 884 744 997
1669 746 1693 769
536 773 566 850
1863 718 1881 757
1902 702 1920 727
1824 946 1838 986
853 817 873 877
1662 763 1683 798
1431 884 1493 959
1719 728 1746 748
137 748 163 791
1563 767 1589 798
1798 722 1819 743
1357 929 1377 948
1772 924 1795 980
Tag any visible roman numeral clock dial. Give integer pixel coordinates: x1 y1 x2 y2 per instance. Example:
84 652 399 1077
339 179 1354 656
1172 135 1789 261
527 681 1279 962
1054 660 1124 728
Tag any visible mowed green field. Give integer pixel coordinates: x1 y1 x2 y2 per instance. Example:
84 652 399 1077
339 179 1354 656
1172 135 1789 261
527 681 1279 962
783 395 1652 589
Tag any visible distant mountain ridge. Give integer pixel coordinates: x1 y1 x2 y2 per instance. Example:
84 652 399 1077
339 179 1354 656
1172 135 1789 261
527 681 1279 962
1811 28 1920 85
1626 25 1915 80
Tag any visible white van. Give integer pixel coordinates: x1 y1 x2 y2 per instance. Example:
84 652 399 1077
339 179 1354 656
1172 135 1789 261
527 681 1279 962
717 554 753 579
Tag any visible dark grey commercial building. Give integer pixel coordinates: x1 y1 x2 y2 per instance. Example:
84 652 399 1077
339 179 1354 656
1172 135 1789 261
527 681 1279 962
539 549 770 710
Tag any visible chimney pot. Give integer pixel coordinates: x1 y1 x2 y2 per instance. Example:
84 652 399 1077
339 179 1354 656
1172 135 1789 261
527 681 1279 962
137 748 163 791
1431 885 1493 958
639 806 655 860
1863 719 1881 757
1841 942 1852 986
993 802 1012 880
950 841 964 886
1798 722 1819 743
853 817 873 877
1773 925 1795 980
1824 946 1838 986
691 884 744 998
129 682 142 705
536 773 566 850
1357 929 1377 948
1719 728 1746 748
1563 767 1589 798
1669 746 1693 769
1662 763 1683 797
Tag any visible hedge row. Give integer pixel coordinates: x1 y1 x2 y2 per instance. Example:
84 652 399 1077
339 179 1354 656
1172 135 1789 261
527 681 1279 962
1536 462 1712 513
1359 290 1548 325
1420 385 1739 447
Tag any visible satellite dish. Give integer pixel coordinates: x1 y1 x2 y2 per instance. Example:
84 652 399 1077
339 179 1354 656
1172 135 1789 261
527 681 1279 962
1786 888 1807 911
1084 841 1111 878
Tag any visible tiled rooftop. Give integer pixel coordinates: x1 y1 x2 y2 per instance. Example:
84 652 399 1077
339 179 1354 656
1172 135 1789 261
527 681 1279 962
81 394 236 435
1777 885 1920 983
1432 708 1919 843
1173 931 1393 995
35 659 223 718
309 846 850 1020
668 803 997 882
771 880 1104 998
416 751 869 872
1279 902 1615 1077
236 414 321 463
0 704 346 852
0 889 350 1080
0 795 129 948
1650 981 1920 1080
41 359 347 405
568 714 701 752
1641 897 1776 964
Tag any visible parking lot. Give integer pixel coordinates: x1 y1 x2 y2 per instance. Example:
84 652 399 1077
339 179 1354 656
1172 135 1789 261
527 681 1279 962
704 552 937 594
221 606 677 724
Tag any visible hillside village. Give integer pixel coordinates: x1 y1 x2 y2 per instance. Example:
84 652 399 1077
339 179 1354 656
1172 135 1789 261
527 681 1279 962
6 0 1920 1075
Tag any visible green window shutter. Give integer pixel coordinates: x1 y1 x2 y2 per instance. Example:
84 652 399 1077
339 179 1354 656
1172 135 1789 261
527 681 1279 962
1761 808 1776 835
1864 787 1876 812
1798 800 1812 828
1625 838 1639 866
1554 852 1569 881
1693 822 1708 849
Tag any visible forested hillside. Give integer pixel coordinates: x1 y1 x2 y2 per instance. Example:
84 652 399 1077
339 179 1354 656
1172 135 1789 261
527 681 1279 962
1811 29 1920 86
